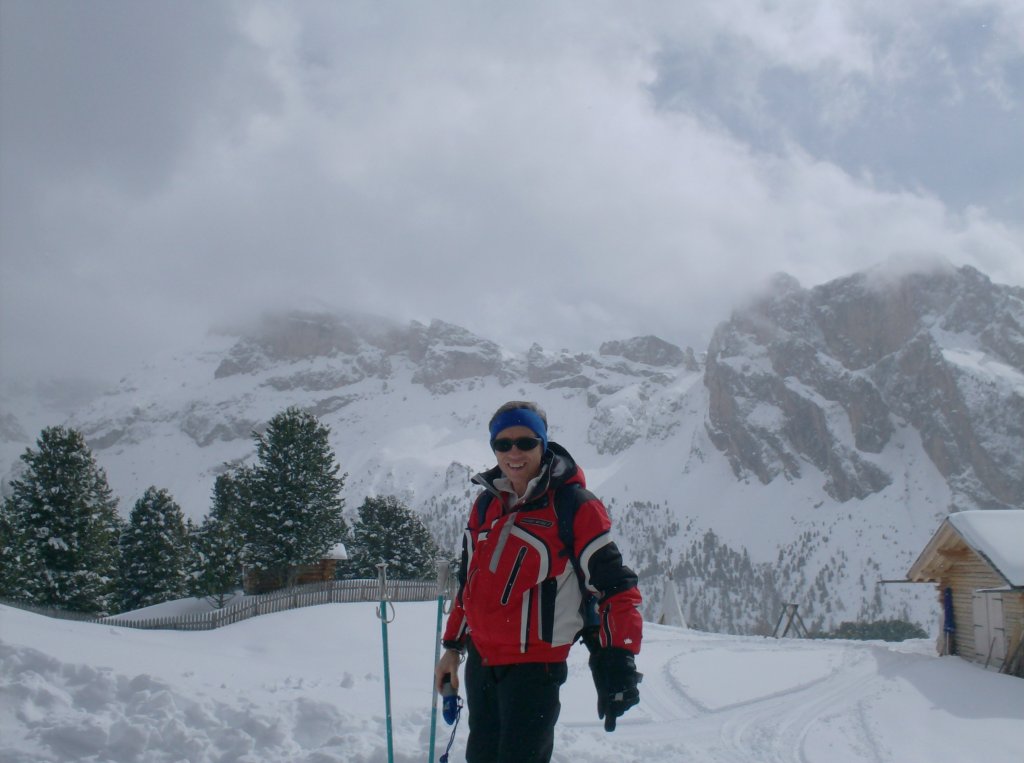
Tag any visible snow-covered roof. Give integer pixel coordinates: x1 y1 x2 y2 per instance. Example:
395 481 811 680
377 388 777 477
946 510 1024 587
326 542 348 560
908 510 1024 588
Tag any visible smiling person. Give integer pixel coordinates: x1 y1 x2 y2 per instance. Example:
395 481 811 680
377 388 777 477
434 401 643 763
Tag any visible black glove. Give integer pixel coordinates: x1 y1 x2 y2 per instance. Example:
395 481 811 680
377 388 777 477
588 647 642 731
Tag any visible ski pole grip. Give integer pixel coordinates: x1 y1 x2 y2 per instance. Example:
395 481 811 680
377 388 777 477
375 562 395 622
436 558 450 590
441 673 461 725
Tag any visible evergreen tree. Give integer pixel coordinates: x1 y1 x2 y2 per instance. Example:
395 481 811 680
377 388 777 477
190 471 247 606
0 499 44 602
0 427 121 614
240 408 347 588
119 486 191 611
346 495 440 580
827 619 929 642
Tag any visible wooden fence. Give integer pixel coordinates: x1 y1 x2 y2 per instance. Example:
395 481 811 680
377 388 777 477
0 598 103 622
1 578 440 632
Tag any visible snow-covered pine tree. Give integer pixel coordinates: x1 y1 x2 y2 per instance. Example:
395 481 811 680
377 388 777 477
190 471 247 607
346 495 440 580
0 498 44 602
240 408 347 589
118 486 191 611
0 427 122 614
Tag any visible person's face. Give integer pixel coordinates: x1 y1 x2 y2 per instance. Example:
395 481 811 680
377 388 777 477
492 425 544 491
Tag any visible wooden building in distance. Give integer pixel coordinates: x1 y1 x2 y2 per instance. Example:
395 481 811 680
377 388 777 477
907 510 1023 677
243 543 349 595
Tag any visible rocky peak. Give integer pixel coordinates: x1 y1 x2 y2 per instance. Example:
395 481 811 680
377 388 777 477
408 320 504 391
682 347 701 372
705 263 1024 506
214 311 379 378
523 344 596 389
599 335 685 367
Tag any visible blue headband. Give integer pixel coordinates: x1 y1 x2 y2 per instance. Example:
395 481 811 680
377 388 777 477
489 408 548 452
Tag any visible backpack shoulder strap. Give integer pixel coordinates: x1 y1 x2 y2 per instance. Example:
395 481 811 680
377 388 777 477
552 482 601 638
472 490 491 527
552 483 590 577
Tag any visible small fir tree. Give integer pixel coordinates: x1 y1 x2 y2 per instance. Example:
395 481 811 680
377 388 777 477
346 495 441 580
119 486 191 611
239 408 347 588
190 471 247 606
0 427 122 614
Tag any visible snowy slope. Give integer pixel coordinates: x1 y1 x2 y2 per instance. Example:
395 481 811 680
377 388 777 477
2 601 1023 763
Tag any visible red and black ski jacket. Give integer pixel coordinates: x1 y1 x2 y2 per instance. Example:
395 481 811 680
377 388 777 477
442 442 643 665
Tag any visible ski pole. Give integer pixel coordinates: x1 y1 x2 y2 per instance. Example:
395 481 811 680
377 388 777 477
428 558 453 762
376 562 396 763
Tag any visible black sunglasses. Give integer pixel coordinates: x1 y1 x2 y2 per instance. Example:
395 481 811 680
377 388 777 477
491 437 542 452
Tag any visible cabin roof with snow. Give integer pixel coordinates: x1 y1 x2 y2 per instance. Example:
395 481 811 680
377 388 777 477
326 542 348 561
908 510 1024 589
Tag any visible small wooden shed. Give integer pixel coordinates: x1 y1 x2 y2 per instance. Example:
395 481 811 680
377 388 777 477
907 510 1023 676
243 543 348 595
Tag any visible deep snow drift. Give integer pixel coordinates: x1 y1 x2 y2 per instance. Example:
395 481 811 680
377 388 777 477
2 599 1022 763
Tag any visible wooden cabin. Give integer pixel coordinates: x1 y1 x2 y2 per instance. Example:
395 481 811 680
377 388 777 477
243 543 349 595
907 510 1023 677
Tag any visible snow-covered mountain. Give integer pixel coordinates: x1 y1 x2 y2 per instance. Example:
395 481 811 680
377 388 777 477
2 261 1021 635
706 261 1024 508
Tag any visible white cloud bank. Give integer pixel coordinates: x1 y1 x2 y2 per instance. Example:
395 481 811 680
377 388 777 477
1 1 1021 386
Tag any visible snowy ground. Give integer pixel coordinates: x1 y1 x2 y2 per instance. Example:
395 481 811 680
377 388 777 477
2 600 1022 763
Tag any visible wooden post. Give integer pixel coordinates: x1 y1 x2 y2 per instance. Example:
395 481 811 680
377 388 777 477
773 603 810 638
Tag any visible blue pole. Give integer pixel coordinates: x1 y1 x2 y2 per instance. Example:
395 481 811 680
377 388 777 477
943 586 956 655
377 563 395 763
428 559 452 762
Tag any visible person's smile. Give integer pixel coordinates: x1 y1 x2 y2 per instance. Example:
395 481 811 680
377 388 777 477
493 425 543 493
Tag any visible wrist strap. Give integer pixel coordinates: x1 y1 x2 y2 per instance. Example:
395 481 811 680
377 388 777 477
438 695 463 762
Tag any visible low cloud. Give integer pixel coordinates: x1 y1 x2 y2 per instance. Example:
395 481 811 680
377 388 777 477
2 1 1022 388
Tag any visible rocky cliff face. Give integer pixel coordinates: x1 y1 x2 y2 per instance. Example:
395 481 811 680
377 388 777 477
25 309 697 466
705 263 1024 507
210 312 694 398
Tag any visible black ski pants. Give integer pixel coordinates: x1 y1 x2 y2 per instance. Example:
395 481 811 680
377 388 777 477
464 640 568 763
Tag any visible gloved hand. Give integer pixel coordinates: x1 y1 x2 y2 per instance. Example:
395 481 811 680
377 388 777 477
588 647 642 731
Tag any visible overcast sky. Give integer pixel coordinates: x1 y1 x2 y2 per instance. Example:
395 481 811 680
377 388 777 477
2 1 1022 390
